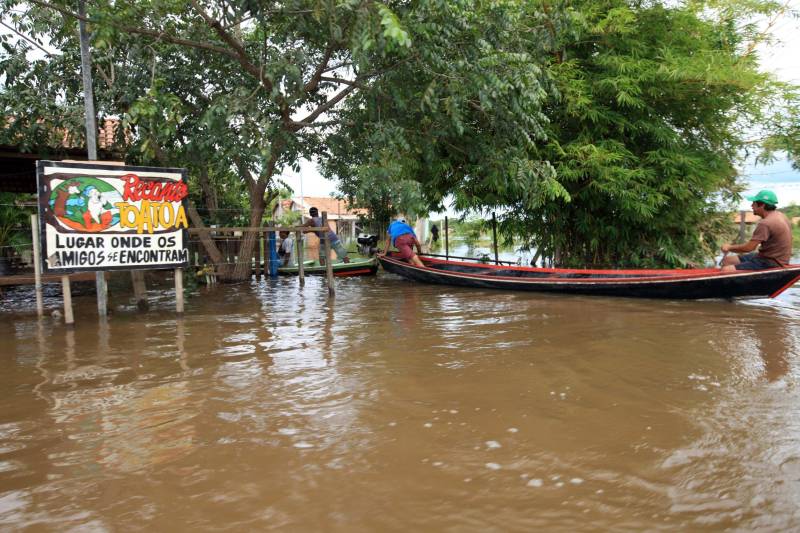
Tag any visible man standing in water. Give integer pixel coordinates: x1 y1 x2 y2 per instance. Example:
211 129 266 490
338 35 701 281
303 207 350 266
384 218 425 267
720 190 792 271
278 230 295 267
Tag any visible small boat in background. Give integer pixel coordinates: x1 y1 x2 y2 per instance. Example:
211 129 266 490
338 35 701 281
278 256 378 277
378 253 800 299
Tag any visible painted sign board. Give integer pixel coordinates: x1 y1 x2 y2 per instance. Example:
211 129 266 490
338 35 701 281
37 161 189 274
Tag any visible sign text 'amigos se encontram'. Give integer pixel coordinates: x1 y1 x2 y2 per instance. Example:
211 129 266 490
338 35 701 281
37 161 189 273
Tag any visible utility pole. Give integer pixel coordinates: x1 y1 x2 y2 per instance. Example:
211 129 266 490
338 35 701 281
78 0 107 317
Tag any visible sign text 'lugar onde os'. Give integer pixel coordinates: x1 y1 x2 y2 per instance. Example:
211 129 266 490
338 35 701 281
37 161 190 273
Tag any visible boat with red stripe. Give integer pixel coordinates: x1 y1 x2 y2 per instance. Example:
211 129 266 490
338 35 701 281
378 253 800 299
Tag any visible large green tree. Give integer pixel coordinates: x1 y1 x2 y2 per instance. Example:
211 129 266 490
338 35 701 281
322 0 555 218
509 0 799 267
2 0 557 279
327 0 799 268
2 0 416 280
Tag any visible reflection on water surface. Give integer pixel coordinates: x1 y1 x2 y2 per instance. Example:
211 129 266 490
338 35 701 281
1 274 800 530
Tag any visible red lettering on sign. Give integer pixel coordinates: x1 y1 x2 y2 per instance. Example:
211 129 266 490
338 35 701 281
120 173 187 202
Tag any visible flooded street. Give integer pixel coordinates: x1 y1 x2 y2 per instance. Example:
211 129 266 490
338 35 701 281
1 274 800 531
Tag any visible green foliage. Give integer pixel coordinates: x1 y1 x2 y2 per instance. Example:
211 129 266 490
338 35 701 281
3 0 796 271
0 193 33 258
322 0 555 216
504 0 783 267
449 218 487 248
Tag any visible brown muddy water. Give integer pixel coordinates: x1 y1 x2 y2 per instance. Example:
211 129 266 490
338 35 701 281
1 273 800 531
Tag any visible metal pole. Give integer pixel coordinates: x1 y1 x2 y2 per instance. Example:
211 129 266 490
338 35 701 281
492 212 499 265
78 0 107 317
444 216 449 262
78 0 97 162
31 214 43 317
296 230 305 286
322 212 334 297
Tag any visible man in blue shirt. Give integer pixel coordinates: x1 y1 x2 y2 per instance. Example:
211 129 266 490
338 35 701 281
384 218 424 267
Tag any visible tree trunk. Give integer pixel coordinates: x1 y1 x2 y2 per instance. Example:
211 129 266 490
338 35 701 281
188 145 283 282
187 201 235 279
197 166 218 220
225 185 267 282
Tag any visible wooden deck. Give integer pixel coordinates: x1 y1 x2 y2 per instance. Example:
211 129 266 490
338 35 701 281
0 271 105 287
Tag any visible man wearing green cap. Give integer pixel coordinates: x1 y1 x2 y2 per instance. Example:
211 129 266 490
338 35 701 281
720 189 792 271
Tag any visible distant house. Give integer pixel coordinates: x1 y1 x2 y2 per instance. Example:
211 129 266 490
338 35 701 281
272 196 367 242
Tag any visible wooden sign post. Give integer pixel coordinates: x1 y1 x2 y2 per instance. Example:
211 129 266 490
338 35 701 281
175 267 184 314
61 275 74 325
30 214 44 317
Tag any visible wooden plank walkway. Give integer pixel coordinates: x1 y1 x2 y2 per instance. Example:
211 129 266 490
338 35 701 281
0 271 105 287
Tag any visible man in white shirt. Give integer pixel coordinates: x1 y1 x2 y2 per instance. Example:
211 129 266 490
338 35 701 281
278 231 295 267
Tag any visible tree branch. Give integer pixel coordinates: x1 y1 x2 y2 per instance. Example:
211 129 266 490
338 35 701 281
303 45 335 93
188 0 270 92
292 84 358 130
27 0 262 81
319 76 365 88
0 20 54 56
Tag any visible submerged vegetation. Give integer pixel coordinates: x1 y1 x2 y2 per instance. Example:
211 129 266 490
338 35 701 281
1 0 798 271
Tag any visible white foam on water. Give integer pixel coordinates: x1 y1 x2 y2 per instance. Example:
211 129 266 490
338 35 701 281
294 441 314 449
507 428 519 433
485 440 502 449
527 478 543 488
555 481 564 487
449 409 458 414
424 423 432 428
570 478 584 485
388 422 397 427
485 462 501 470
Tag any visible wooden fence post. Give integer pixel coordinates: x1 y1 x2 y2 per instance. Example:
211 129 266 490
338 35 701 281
254 230 261 280
445 216 449 262
738 210 747 243
296 230 305 286
322 212 334 297
492 211 499 265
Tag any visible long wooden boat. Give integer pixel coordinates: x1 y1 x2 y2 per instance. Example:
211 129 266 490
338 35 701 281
378 253 800 299
278 256 378 277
